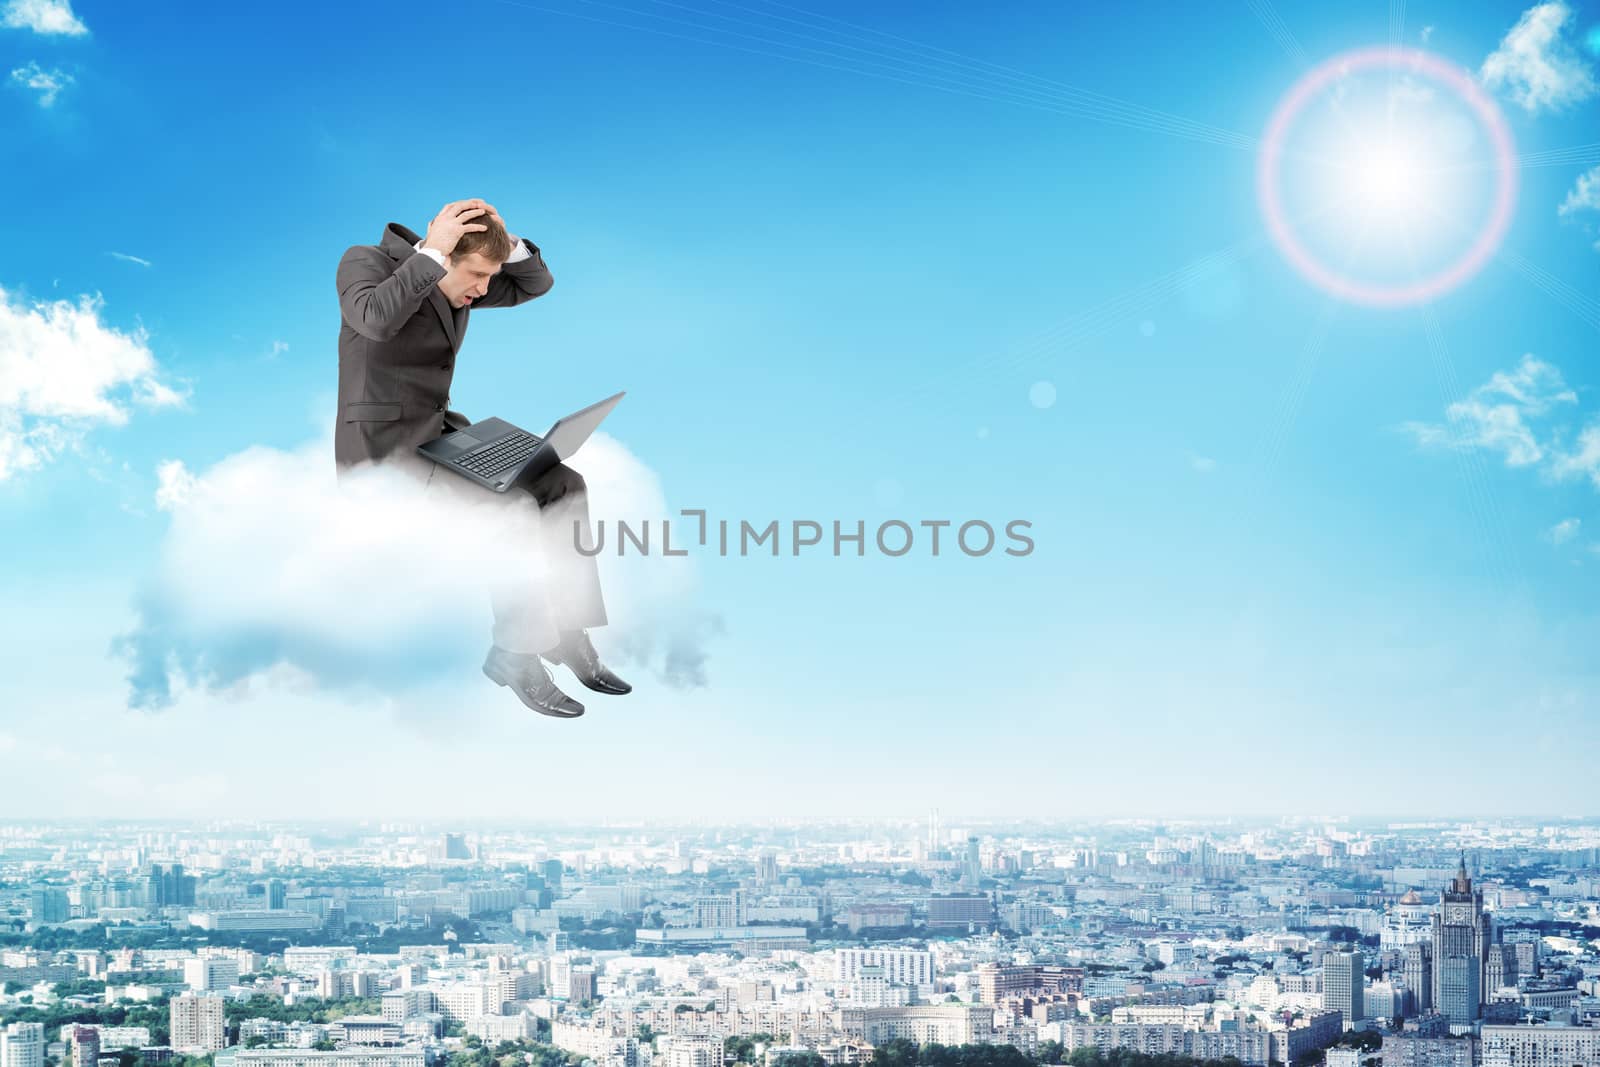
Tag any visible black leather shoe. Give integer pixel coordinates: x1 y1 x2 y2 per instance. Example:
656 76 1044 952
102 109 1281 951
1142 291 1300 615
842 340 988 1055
546 630 632 695
482 646 585 718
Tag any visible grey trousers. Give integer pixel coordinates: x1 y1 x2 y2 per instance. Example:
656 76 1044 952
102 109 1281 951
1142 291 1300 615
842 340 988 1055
425 459 609 656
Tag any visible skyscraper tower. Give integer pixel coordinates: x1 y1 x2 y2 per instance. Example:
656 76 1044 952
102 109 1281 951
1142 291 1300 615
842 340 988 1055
1430 854 1491 1025
1323 950 1364 1026
962 836 982 884
1402 942 1433 1015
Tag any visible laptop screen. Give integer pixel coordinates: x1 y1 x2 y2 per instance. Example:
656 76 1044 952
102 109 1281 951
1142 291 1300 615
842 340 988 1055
546 392 624 460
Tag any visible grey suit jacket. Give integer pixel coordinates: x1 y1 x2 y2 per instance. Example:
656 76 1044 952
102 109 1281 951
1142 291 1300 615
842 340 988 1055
334 221 554 470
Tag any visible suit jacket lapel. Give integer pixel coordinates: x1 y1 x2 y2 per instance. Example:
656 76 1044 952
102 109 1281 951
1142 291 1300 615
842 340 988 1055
427 287 460 351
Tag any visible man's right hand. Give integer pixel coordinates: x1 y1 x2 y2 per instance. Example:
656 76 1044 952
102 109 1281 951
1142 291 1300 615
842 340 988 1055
421 199 490 257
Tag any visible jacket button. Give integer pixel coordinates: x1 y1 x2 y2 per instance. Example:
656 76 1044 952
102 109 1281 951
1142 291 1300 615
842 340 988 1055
434 403 444 412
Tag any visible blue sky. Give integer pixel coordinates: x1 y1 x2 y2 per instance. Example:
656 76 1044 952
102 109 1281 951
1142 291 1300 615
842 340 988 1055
3 0 1600 818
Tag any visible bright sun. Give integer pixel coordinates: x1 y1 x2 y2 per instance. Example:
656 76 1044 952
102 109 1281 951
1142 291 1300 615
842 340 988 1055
1257 46 1516 307
1350 142 1429 218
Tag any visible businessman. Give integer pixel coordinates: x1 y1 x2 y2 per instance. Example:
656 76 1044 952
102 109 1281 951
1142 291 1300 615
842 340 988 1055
334 198 630 719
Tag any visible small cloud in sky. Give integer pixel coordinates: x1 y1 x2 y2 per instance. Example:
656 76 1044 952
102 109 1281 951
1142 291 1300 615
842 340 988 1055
269 340 289 359
1403 354 1575 467
1559 164 1600 249
1 0 87 35
1547 517 1581 544
1481 2 1597 112
107 251 152 268
1189 452 1217 474
116 433 718 712
8 61 72 106
1551 422 1600 489
1420 25 1435 44
0 285 185 482
1406 354 1600 494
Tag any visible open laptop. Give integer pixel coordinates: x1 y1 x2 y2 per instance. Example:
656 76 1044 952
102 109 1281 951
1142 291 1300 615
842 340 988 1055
416 391 623 493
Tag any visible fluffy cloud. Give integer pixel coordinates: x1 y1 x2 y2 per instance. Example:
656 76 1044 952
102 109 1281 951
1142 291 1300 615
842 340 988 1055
115 433 718 711
1404 354 1576 467
1481 2 1597 112
1559 167 1600 216
1552 422 1600 489
0 286 183 481
8 61 72 106
0 0 86 35
1547 517 1581 544
1407 355 1600 495
1559 164 1600 249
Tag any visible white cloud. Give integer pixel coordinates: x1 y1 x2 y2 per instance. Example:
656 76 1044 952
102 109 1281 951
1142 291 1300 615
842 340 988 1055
117 433 718 710
1481 2 1598 112
1405 354 1576 467
1547 517 1581 544
1552 422 1600 489
1189 453 1217 474
1 0 87 35
1420 25 1435 44
107 251 152 268
1409 356 1600 495
8 60 72 106
1559 166 1600 216
0 285 184 481
1559 165 1600 249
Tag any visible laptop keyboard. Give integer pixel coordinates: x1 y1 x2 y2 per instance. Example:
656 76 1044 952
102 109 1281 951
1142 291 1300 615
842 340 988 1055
457 431 540 478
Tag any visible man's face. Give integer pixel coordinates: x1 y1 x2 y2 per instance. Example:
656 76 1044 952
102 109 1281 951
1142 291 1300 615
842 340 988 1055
439 251 502 308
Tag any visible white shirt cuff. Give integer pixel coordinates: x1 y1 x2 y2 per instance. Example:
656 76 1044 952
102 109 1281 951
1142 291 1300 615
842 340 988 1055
413 239 447 269
505 237 531 263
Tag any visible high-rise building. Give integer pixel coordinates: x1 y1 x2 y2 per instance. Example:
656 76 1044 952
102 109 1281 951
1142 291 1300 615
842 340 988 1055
568 965 596 1003
170 993 226 1052
693 894 741 928
927 894 994 930
835 948 935 989
69 1026 99 1067
1 1023 45 1067
184 957 240 992
28 889 69 925
962 837 982 884
1323 951 1364 1026
1402 942 1433 1015
146 864 197 908
756 852 778 884
1484 942 1518 995
1436 955 1479 1029
267 880 287 910
1430 857 1490 1023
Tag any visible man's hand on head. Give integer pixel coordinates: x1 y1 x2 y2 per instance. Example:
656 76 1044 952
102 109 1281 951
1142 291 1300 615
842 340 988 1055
421 199 491 257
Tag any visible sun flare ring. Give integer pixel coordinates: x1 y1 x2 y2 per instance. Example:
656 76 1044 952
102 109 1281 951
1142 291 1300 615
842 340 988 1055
1257 46 1518 307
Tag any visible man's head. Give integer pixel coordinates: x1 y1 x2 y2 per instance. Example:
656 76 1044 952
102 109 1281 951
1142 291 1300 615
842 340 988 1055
439 216 515 309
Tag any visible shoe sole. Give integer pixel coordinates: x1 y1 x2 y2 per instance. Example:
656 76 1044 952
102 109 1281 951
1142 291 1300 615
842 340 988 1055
483 662 585 718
